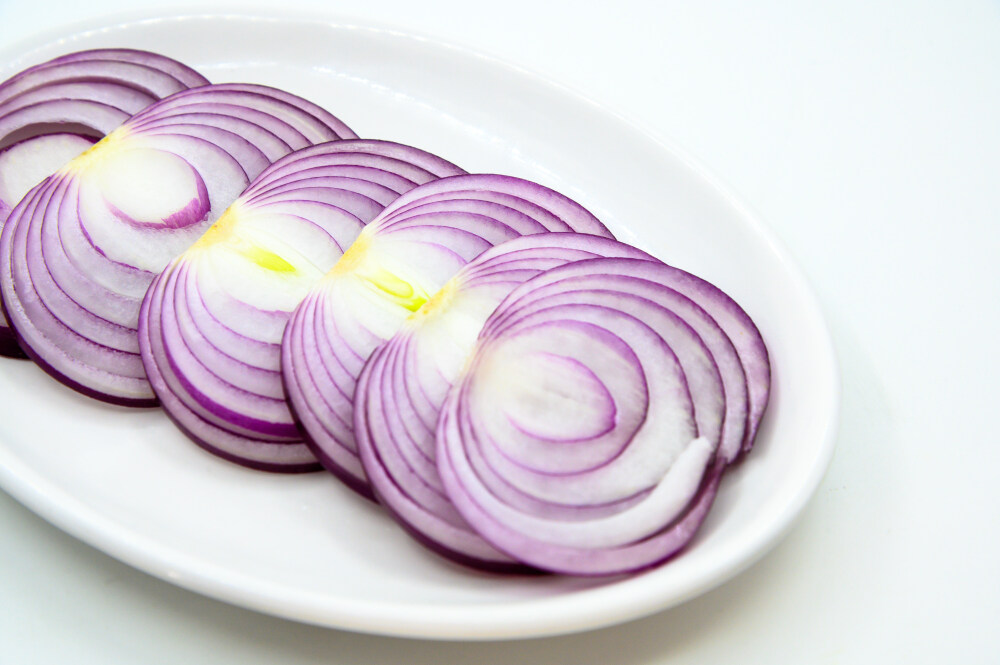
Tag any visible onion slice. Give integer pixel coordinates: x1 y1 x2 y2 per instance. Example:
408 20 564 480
138 140 464 471
0 48 209 356
436 257 769 575
0 49 207 104
282 175 613 498
0 83 353 403
354 234 657 569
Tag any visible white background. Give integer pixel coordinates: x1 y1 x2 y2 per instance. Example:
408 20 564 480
1 1 998 663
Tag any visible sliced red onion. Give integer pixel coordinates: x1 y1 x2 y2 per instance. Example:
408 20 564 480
436 257 768 575
137 140 464 471
0 49 208 153
0 47 207 83
484 259 770 456
0 82 157 120
0 98 133 148
0 49 208 356
0 84 353 404
132 84 352 145
0 178 49 357
354 234 657 569
282 175 613 498
0 51 207 106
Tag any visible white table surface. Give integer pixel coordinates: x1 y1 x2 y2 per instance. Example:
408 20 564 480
1 1 997 662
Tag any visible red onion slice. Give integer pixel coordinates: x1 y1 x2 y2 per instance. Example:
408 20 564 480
0 84 353 403
132 84 353 145
3 173 155 399
0 82 157 120
282 175 613 498
137 140 464 471
0 178 48 356
0 49 208 356
354 234 656 568
0 53 207 105
435 257 767 575
0 98 136 148
138 266 320 471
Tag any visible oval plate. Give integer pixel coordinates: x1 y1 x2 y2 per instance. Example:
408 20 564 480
0 12 838 640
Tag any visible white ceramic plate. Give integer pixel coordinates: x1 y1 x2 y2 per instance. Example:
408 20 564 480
0 12 838 640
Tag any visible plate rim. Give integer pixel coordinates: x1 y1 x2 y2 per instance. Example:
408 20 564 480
0 8 840 640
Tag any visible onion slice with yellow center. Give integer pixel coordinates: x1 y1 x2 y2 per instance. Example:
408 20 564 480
355 234 657 569
0 83 353 403
282 174 613 498
138 140 464 471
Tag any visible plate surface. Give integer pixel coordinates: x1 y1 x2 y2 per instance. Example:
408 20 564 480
0 12 838 640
